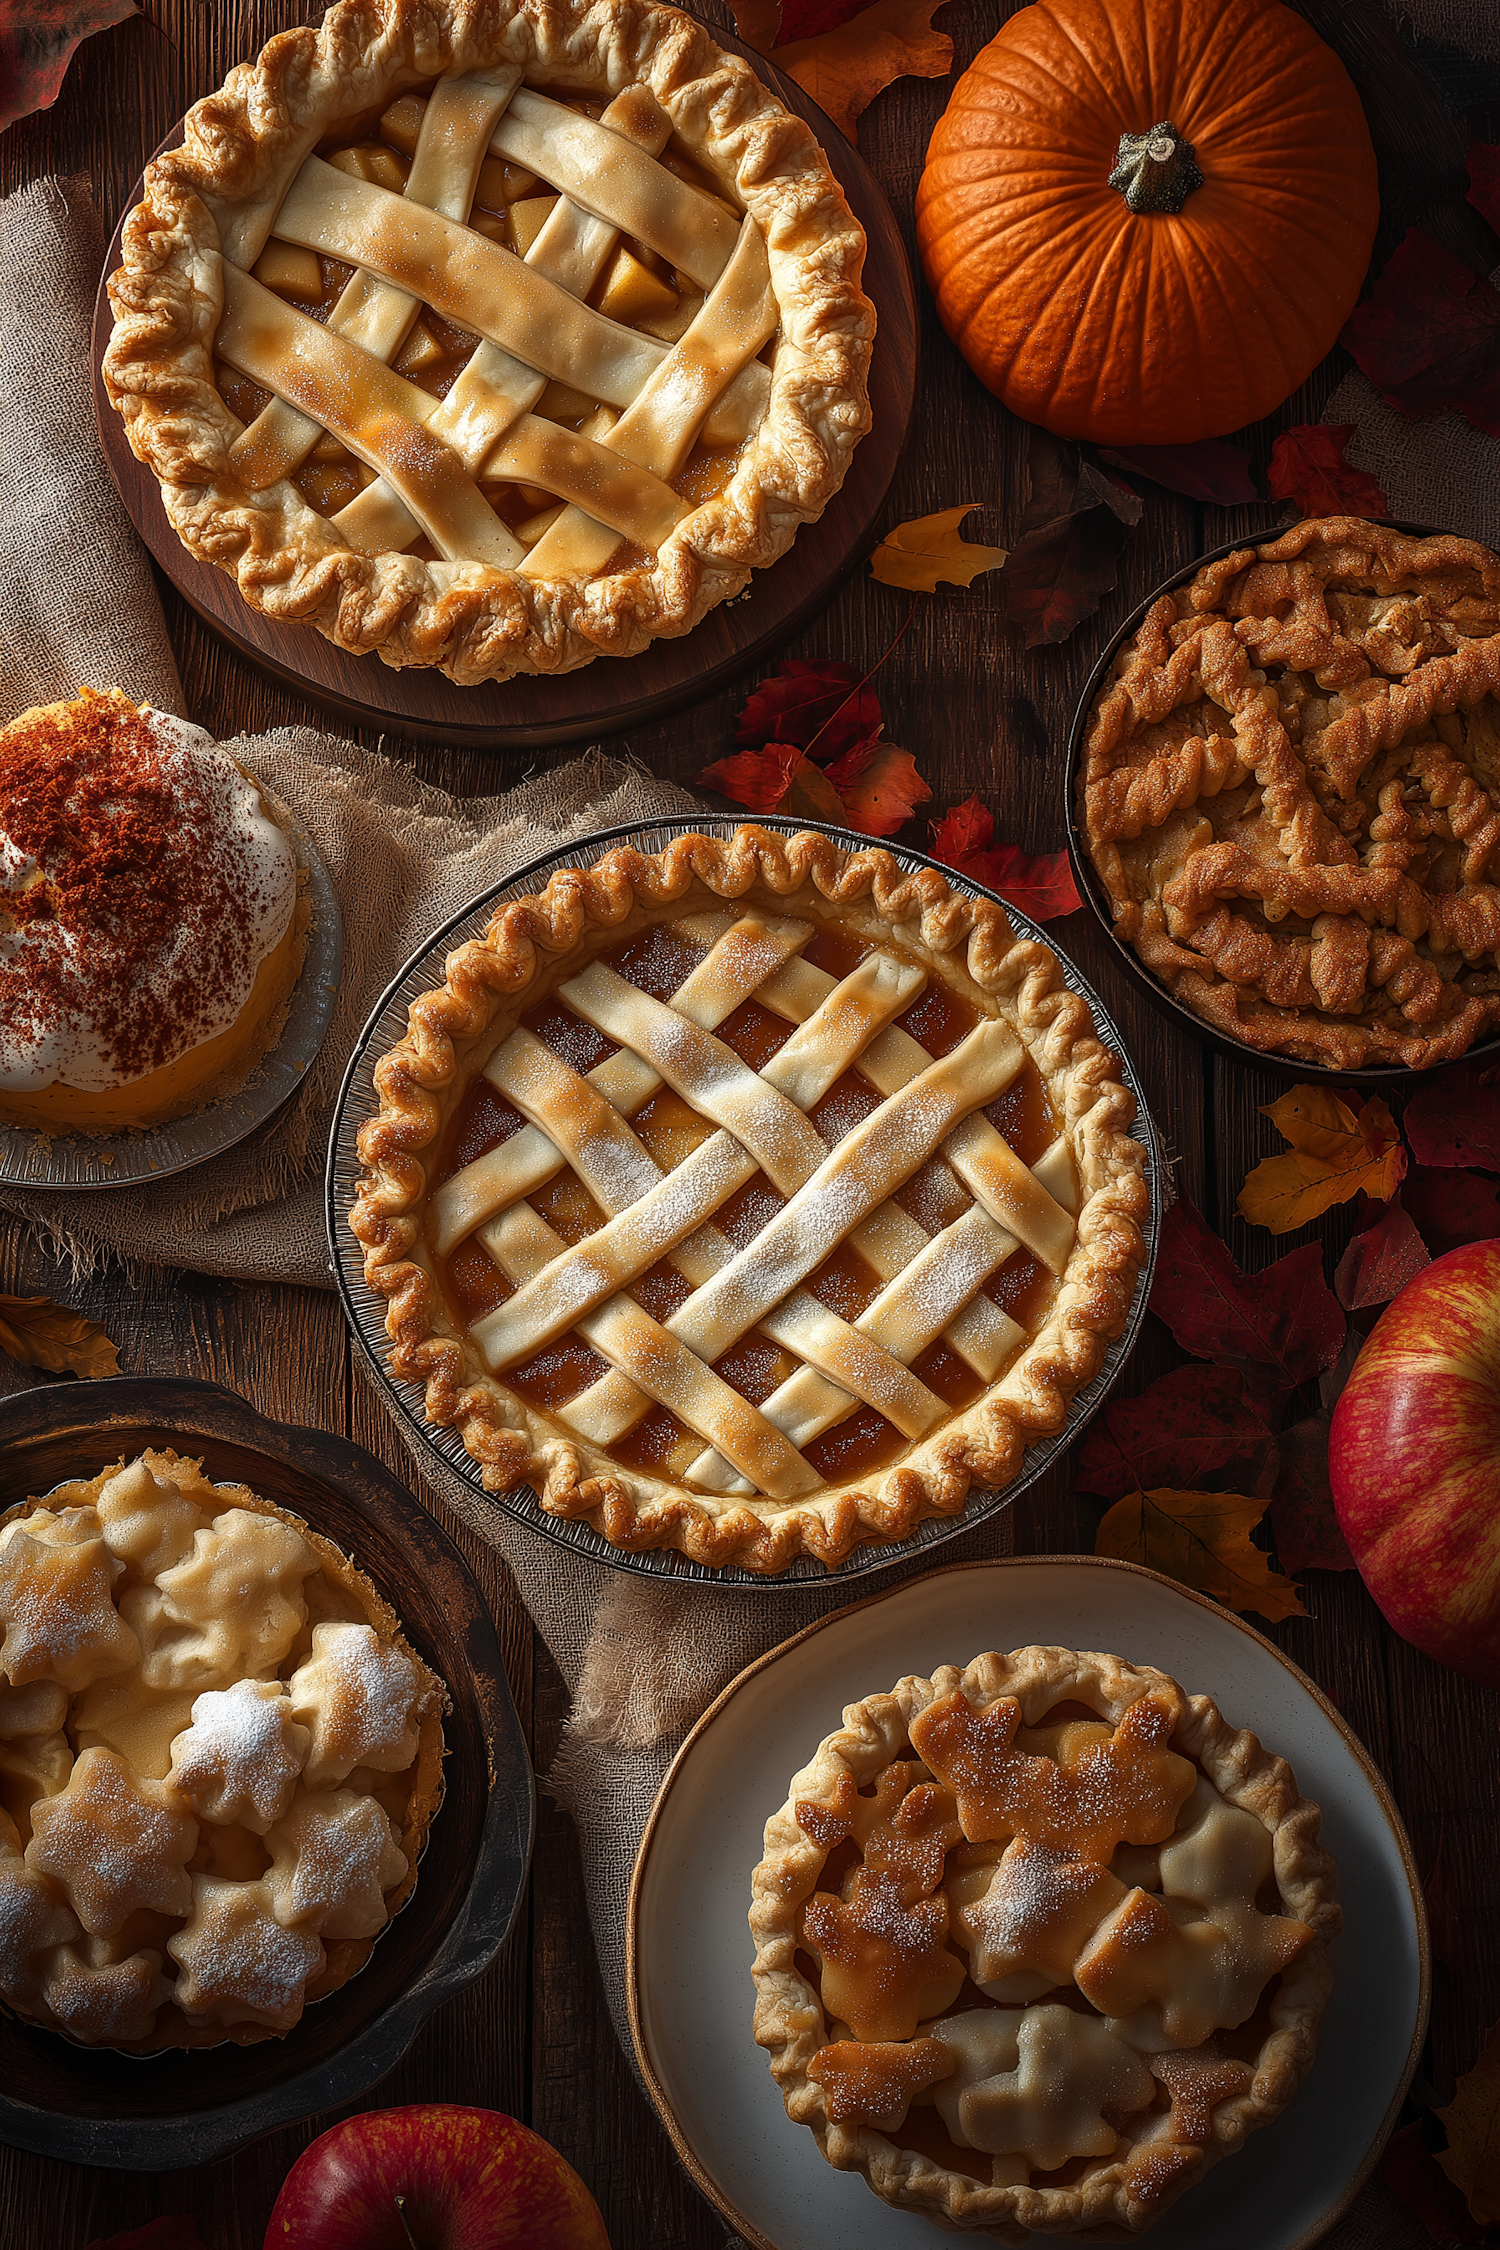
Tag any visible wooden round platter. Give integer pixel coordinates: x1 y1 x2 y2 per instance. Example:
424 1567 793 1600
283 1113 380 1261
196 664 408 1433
90 45 917 751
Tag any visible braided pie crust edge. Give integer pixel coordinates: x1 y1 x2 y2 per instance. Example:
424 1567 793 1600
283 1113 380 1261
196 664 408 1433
102 0 874 685
349 828 1149 1574
750 1646 1340 2235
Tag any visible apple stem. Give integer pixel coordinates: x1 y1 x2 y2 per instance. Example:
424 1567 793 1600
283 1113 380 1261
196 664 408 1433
393 2195 421 2250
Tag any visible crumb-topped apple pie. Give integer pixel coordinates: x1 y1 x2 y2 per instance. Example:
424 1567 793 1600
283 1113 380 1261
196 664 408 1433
350 827 1149 1573
751 1646 1339 2236
1079 516 1500 1070
102 0 873 685
0 1451 445 2048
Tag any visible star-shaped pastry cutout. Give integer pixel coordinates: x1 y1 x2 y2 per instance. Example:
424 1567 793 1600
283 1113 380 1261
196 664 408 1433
807 2035 954 2130
801 1871 966 2044
0 1527 139 1692
125 1509 316 1690
95 1456 203 1581
265 1789 408 1940
37 1938 168 2045
287 1624 421 1788
797 1760 962 1907
0 1825 79 2006
168 1876 324 2033
167 1678 309 1834
951 1836 1127 1993
25 1746 197 1937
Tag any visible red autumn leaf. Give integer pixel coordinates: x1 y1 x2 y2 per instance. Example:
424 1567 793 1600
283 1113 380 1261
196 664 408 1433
1333 1197 1432 1310
998 445 1142 648
1267 1410 1356 1574
1380 2122 1490 2244
1403 1066 1500 1170
1467 141 1500 238
1341 227 1500 442
735 657 881 762
1098 440 1257 505
1071 1365 1271 1502
928 798 1081 919
0 0 137 135
824 735 931 837
929 796 997 878
1150 1198 1346 1394
1267 425 1389 521
1403 1163 1500 1256
86 2222 212 2250
696 741 847 824
777 0 865 41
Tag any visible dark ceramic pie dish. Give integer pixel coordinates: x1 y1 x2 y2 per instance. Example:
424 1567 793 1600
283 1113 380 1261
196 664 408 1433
0 1375 533 2169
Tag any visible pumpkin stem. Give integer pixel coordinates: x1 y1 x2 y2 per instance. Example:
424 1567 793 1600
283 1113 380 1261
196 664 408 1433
1109 121 1204 215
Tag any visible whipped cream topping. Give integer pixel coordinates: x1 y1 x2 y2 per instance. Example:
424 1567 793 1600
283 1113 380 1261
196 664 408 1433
0 699 296 1093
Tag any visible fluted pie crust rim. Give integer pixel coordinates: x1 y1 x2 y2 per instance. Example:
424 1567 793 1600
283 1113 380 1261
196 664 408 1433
749 1646 1341 2237
101 0 874 686
349 827 1149 1575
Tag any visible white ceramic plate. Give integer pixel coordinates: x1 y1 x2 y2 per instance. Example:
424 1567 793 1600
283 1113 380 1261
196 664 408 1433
629 1557 1428 2250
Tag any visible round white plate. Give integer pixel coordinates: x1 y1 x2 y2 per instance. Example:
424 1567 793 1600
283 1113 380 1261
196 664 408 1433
629 1557 1428 2250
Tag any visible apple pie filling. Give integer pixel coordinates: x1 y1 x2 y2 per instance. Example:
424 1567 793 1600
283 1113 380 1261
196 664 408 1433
428 915 1069 1498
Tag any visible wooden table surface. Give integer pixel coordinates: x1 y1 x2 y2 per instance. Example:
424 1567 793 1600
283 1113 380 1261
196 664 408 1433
3 1 1498 2242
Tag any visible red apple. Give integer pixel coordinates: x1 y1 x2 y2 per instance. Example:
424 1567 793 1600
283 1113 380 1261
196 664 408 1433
264 2106 611 2250
1329 1239 1500 1689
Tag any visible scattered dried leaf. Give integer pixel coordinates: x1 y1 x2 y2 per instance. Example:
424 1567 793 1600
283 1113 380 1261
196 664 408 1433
1436 2020 1500 2226
1341 227 1500 443
1267 1410 1356 1574
1403 1065 1500 1170
696 741 850 824
869 504 1006 592
997 449 1142 648
1072 1366 1271 1503
1150 1198 1346 1393
1094 1488 1307 1623
735 657 881 761
0 1295 119 1379
1267 425 1389 521
0 0 137 136
927 798 1082 919
1403 1163 1500 1256
773 0 953 141
823 735 931 837
1237 1087 1405 1236
1097 440 1257 505
1334 1197 1432 1310
1380 2120 1490 2244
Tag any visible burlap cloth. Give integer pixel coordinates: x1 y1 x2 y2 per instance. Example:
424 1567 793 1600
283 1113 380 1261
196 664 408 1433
0 41 1477 2216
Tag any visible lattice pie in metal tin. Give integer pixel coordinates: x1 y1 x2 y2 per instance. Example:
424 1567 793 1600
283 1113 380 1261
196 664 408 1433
350 826 1149 1573
750 1646 1340 2236
102 0 873 684
0 1451 445 2049
1079 517 1500 1070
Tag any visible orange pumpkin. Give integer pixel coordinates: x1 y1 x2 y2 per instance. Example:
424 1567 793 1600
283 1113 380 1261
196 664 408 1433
916 0 1380 445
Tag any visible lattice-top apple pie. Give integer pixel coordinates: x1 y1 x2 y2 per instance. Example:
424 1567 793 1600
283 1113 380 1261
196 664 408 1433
0 1451 445 2049
103 0 873 685
1080 516 1500 1070
751 1646 1340 2236
351 827 1149 1573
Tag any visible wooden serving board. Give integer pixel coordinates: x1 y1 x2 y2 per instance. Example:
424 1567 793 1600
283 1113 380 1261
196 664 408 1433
90 50 916 750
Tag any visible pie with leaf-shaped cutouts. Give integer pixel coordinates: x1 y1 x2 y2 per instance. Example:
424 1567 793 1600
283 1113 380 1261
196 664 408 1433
1080 516 1500 1069
102 0 873 684
350 827 1149 1573
751 1646 1340 2235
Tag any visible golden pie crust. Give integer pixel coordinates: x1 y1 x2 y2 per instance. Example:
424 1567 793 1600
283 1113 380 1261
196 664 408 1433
102 0 873 685
750 1646 1340 2237
0 1451 446 2050
350 827 1149 1574
1079 516 1500 1069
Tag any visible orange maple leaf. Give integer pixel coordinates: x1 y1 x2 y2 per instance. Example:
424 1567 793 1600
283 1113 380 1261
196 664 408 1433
1094 1488 1307 1624
869 505 1006 593
697 742 846 824
1436 2019 1500 2225
773 0 954 141
825 736 931 837
1237 1087 1406 1237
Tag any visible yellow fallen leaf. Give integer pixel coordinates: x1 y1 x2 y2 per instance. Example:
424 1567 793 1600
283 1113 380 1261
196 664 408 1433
774 0 953 141
723 0 782 48
1095 1488 1307 1623
869 505 1007 593
1237 1086 1405 1236
0 1294 120 1379
1436 2019 1500 2224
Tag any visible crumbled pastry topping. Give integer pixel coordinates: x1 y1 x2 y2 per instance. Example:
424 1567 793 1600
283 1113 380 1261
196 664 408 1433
752 1648 1340 2234
0 1449 438 2047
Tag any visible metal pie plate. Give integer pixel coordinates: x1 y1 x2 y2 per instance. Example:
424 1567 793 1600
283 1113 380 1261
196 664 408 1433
0 793 342 1190
327 814 1163 1590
